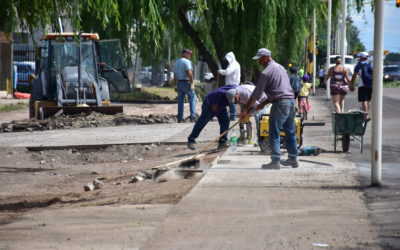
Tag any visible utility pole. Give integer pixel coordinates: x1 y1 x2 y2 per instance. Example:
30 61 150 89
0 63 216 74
340 0 347 63
326 0 332 100
312 8 317 94
371 0 384 186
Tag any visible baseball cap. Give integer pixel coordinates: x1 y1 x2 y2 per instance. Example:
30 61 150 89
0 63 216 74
182 48 193 54
358 51 369 58
252 48 272 60
226 89 238 104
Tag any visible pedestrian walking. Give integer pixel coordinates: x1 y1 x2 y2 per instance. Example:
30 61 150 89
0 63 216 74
298 74 312 112
318 65 326 89
218 52 241 121
289 67 302 99
187 84 239 150
240 48 298 169
350 52 373 117
324 56 352 112
173 48 197 123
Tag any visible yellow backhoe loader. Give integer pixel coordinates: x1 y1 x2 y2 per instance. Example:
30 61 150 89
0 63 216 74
30 32 131 119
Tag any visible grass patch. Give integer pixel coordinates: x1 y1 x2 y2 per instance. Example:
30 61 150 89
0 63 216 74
383 80 400 88
111 87 176 101
0 103 28 113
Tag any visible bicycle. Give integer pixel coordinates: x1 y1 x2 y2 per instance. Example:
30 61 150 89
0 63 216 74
299 97 309 120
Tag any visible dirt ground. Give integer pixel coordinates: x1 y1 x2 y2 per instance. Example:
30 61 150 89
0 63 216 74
0 103 218 226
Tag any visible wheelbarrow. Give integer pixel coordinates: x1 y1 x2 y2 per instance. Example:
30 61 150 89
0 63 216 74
332 111 370 153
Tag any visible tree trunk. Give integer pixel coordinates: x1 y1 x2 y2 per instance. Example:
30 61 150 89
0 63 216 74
177 7 220 87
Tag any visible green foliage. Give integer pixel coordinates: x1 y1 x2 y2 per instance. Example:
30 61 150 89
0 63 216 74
347 23 366 54
3 0 361 82
0 103 28 113
0 0 120 36
383 80 400 88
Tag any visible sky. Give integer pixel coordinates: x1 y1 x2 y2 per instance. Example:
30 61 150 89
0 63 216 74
350 1 400 53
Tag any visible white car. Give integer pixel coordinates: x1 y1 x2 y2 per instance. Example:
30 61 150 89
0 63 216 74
204 72 215 82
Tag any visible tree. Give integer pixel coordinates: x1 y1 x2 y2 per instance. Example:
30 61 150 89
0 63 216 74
385 53 400 64
2 0 347 85
347 22 366 54
0 0 121 35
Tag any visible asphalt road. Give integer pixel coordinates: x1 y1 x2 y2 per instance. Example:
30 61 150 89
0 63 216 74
341 88 400 248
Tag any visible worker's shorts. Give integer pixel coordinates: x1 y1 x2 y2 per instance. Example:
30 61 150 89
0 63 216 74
358 86 372 102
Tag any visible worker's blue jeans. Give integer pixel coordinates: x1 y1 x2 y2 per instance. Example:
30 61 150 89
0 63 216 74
177 80 196 120
188 100 229 144
269 99 298 162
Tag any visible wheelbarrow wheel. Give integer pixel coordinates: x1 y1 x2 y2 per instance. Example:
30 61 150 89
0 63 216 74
342 134 350 152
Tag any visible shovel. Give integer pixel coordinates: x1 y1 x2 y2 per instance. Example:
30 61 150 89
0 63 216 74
177 119 241 168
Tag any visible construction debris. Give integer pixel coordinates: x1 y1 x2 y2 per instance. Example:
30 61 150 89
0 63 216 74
84 179 104 191
0 112 178 133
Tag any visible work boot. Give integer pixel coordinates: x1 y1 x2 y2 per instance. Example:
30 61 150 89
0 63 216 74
217 141 229 149
261 160 281 169
190 117 198 123
187 141 196 150
178 119 185 123
281 158 300 168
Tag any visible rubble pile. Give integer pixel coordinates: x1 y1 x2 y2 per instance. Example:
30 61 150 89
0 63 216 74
0 112 177 133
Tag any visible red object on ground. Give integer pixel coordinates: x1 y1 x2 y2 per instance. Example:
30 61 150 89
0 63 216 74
13 92 31 99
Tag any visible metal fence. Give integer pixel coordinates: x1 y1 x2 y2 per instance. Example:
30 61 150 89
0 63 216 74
13 43 36 91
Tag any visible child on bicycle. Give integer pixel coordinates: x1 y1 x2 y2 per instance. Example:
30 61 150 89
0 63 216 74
298 74 312 112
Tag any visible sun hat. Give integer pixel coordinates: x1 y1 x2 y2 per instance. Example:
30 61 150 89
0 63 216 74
358 51 369 58
252 48 272 60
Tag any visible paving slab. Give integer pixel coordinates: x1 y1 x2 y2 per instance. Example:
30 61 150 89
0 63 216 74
0 204 172 250
0 121 223 148
142 144 380 250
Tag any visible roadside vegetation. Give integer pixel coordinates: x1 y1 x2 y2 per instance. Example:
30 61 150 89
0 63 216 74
111 83 208 102
0 103 28 113
383 80 400 88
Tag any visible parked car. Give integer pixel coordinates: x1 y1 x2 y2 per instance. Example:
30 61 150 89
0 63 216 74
383 65 400 82
204 72 215 83
13 61 35 87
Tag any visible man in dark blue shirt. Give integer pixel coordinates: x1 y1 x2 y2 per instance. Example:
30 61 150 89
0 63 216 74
187 84 239 150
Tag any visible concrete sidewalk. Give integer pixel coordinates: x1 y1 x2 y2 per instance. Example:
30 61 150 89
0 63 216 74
142 91 381 249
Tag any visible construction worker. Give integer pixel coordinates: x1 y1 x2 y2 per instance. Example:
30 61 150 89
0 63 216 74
225 84 267 145
187 84 239 150
240 48 298 169
218 52 241 121
173 48 197 123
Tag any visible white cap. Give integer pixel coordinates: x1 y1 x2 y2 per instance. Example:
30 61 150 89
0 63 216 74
252 48 272 60
358 52 369 58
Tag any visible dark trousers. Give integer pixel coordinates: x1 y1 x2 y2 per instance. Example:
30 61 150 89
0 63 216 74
188 100 230 143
